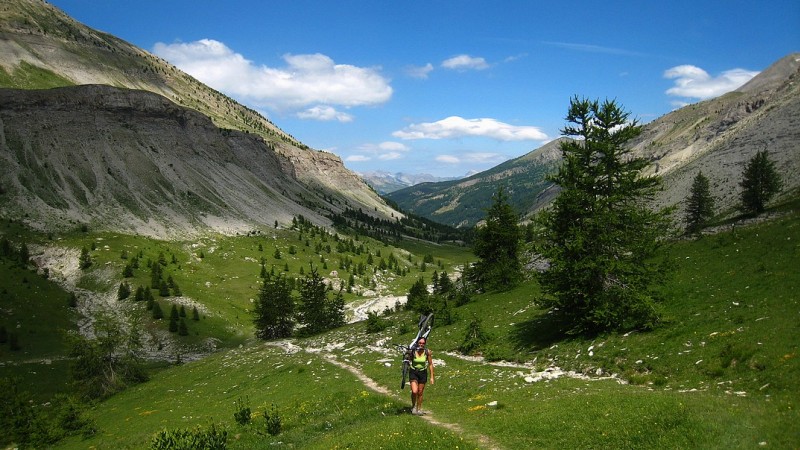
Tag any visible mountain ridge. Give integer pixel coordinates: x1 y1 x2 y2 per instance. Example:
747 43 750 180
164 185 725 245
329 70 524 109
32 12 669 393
0 0 400 237
389 53 800 227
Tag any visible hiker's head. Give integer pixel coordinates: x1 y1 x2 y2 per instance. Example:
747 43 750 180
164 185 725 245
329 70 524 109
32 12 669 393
417 338 426 347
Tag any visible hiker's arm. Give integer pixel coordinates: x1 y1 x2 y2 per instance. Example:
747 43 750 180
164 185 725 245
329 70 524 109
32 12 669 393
428 351 435 384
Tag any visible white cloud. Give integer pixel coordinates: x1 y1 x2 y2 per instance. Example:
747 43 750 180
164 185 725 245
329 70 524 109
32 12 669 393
393 116 548 141
664 65 759 100
377 141 410 152
351 141 410 163
152 39 392 113
296 106 354 122
543 41 646 57
436 155 461 164
379 152 403 160
406 63 434 79
358 141 410 153
441 54 490 71
464 152 504 163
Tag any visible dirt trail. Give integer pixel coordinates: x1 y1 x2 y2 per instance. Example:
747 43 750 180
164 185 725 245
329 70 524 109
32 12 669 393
267 340 502 449
322 354 502 450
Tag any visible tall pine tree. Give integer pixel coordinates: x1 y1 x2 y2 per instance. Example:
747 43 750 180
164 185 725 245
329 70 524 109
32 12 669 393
537 97 672 333
740 150 782 214
471 187 522 291
253 274 296 339
685 171 715 234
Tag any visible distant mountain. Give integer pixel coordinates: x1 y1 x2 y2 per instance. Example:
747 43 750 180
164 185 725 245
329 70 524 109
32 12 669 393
389 53 800 228
0 0 398 237
359 171 461 194
387 139 564 227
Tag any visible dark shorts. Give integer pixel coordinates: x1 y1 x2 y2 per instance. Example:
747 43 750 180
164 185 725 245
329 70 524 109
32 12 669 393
409 368 428 384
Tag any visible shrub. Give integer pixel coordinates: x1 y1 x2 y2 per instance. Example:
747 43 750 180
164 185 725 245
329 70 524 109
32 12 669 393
264 404 282 436
233 397 251 426
150 423 228 450
365 311 389 333
459 314 490 355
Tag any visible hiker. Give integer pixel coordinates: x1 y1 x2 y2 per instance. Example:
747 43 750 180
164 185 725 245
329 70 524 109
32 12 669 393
409 336 434 415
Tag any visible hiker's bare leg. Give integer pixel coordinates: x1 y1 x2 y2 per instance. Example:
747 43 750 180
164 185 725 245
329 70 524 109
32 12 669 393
416 383 426 412
410 380 419 411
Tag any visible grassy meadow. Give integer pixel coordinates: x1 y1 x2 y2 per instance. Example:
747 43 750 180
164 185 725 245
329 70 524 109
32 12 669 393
2 204 799 449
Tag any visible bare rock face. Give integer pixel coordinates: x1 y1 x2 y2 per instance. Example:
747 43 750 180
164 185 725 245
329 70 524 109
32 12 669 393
0 1 398 237
632 53 800 218
0 85 378 237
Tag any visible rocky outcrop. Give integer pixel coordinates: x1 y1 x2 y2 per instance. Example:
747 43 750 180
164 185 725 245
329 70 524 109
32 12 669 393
0 85 392 237
0 0 398 237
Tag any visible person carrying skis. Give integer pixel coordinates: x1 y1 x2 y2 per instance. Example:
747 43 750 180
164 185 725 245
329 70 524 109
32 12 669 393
409 336 434 415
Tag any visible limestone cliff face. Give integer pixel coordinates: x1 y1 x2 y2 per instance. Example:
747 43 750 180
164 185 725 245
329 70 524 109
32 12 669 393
0 0 398 237
631 53 800 216
0 85 392 237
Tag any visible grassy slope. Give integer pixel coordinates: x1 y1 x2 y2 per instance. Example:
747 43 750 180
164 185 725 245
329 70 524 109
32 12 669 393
0 221 465 404
47 207 799 449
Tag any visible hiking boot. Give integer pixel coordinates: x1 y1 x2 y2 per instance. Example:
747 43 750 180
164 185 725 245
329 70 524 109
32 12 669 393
411 407 418 415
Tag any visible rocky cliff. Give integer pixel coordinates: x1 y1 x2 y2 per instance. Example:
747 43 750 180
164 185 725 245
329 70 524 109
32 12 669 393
0 0 399 237
0 85 393 237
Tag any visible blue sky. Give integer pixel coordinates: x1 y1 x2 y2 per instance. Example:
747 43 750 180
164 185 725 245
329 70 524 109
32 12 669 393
51 1 799 177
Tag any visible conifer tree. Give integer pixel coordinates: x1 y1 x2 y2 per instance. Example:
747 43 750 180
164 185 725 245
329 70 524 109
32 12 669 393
253 274 295 339
0 237 12 258
297 268 343 335
537 97 672 333
685 171 715 234
170 304 179 321
134 286 145 302
152 301 164 319
79 247 92 270
159 280 170 297
150 263 162 289
117 281 131 300
406 277 431 314
168 316 178 333
178 318 189 336
17 242 29 267
740 150 782 214
324 287 346 330
471 187 522 291
192 306 200 321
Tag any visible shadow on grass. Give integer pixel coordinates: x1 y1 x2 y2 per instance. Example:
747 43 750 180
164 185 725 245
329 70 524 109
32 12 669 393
510 311 576 351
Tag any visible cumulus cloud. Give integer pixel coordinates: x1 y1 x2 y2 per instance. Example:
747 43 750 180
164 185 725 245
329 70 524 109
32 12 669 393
296 106 353 122
348 141 410 163
664 65 759 100
436 155 461 164
393 116 548 141
441 54 490 71
406 63 434 79
379 152 404 160
152 39 392 114
436 152 506 167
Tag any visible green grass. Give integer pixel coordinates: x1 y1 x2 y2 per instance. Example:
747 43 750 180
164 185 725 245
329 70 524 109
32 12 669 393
57 345 470 449
3 207 799 448
0 61 75 89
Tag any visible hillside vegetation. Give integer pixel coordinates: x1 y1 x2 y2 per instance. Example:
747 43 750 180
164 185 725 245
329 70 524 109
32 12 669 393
2 201 796 449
